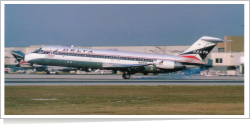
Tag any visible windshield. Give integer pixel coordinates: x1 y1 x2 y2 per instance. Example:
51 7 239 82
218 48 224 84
32 48 42 53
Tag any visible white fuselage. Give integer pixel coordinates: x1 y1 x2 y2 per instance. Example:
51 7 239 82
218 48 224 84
24 46 202 73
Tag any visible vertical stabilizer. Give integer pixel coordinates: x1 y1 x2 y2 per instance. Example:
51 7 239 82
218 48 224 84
179 36 225 61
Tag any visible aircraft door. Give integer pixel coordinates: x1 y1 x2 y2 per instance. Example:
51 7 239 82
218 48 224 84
45 48 55 58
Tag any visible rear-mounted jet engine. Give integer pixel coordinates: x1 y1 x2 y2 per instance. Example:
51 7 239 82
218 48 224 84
153 59 185 69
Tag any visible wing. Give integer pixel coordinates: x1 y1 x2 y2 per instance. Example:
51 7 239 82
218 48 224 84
102 63 152 69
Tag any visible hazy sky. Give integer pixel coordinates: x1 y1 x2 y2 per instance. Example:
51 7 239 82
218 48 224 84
5 4 244 47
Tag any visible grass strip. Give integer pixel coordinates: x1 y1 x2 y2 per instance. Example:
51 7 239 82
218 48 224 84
5 85 244 115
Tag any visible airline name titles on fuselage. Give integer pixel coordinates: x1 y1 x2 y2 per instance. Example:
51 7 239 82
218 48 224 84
62 48 93 53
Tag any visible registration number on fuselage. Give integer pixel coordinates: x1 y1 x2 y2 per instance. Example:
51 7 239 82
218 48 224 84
138 62 147 64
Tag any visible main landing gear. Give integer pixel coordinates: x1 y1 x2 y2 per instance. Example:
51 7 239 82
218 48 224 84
121 67 145 79
122 72 131 79
45 71 59 75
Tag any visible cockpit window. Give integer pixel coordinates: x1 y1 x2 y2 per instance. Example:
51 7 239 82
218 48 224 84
32 48 42 53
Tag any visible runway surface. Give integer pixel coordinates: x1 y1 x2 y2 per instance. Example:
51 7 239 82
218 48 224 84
4 74 244 86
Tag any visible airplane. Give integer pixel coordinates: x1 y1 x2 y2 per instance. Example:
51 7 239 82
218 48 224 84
23 36 227 79
8 50 77 74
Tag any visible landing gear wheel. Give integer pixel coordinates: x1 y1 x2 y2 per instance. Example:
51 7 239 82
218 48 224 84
122 73 131 79
46 71 50 74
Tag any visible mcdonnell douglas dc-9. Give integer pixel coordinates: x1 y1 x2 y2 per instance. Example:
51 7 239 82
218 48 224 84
24 36 226 79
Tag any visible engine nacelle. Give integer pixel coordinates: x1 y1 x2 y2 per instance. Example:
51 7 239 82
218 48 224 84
153 59 184 69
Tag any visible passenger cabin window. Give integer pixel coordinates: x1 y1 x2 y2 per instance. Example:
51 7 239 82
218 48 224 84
43 50 154 62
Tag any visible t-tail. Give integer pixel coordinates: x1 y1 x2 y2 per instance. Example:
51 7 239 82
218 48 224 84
178 36 226 61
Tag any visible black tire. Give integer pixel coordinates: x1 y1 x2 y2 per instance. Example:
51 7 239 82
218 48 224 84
122 73 131 79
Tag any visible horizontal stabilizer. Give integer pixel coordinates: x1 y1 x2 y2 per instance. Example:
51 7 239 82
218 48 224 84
201 38 232 43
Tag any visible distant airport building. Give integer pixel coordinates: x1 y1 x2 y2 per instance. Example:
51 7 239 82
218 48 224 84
4 36 244 75
217 36 244 52
209 36 245 75
210 52 244 75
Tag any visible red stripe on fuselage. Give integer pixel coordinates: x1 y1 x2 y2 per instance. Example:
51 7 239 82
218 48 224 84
20 61 27 64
